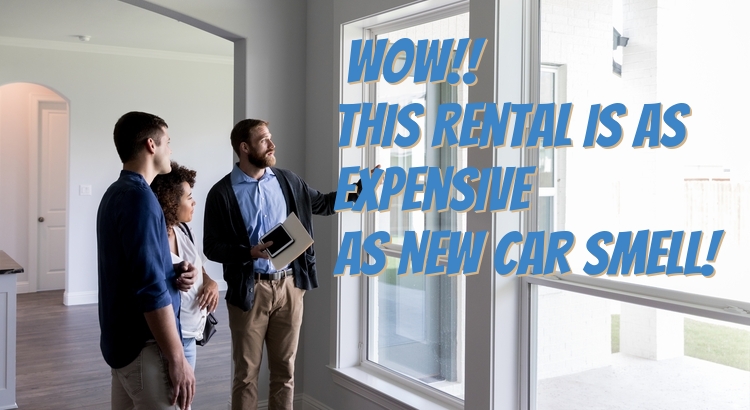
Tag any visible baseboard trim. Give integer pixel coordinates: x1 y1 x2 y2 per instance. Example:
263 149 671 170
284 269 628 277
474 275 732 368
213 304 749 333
299 393 335 410
63 290 98 306
236 393 333 410
16 281 29 294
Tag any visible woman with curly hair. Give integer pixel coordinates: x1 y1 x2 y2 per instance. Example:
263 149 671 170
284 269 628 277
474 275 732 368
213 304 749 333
151 161 219 371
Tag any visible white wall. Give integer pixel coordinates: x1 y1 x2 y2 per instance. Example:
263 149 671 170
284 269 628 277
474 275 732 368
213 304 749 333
137 0 309 176
0 42 233 304
0 83 64 291
536 288 612 379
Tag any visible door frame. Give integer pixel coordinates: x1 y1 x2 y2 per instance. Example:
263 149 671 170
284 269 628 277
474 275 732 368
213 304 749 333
26 92 69 293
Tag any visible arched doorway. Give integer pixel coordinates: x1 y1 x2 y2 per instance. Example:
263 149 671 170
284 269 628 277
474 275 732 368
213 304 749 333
0 82 69 293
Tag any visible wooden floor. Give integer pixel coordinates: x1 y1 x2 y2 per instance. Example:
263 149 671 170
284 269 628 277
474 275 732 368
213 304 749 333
17 290 232 410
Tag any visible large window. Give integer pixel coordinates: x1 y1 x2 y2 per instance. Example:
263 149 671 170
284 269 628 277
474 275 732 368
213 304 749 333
363 10 469 401
525 0 750 408
334 0 748 409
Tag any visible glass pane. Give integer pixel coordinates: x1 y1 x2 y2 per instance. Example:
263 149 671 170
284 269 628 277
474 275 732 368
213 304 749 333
373 14 469 245
539 147 554 188
538 195 553 233
367 12 469 400
539 70 555 187
540 70 555 104
373 80 426 243
540 0 750 302
369 257 465 398
535 286 750 409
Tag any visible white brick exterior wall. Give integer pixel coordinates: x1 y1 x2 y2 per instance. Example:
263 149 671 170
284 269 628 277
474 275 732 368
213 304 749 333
621 303 684 360
538 0 618 380
536 288 613 379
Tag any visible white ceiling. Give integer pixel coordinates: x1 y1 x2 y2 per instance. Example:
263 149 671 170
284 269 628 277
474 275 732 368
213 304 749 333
0 0 233 57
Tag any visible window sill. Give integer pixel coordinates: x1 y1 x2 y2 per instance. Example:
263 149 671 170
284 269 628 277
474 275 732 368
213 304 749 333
329 366 463 410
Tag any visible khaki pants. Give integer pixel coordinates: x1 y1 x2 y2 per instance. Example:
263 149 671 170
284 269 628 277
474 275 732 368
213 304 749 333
228 276 305 410
111 342 180 410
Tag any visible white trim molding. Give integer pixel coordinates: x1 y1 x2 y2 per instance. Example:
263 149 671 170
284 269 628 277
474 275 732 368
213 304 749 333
330 366 461 410
252 394 333 410
524 274 750 326
15 281 29 294
299 394 335 410
63 290 98 306
0 36 232 65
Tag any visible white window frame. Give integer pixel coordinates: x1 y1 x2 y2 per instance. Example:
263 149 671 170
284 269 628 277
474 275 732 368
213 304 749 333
331 2 475 410
537 63 566 233
360 6 469 405
519 274 750 409
333 0 527 408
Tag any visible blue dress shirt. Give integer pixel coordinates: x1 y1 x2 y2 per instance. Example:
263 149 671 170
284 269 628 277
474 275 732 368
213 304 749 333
230 163 288 273
97 170 180 369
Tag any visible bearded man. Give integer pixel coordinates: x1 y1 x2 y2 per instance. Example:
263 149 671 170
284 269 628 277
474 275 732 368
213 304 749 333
203 119 348 410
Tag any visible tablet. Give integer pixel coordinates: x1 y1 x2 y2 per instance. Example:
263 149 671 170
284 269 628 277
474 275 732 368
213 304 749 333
259 223 295 258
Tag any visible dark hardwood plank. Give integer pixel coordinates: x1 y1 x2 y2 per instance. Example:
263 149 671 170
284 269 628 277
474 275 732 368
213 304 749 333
17 290 232 410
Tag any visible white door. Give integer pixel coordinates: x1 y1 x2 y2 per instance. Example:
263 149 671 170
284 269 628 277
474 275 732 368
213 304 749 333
36 101 68 291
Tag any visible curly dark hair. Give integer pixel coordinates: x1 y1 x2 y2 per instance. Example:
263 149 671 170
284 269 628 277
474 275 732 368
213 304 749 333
151 161 196 228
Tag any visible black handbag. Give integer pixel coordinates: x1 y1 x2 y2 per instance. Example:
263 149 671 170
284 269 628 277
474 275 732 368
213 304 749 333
177 222 218 347
197 312 217 347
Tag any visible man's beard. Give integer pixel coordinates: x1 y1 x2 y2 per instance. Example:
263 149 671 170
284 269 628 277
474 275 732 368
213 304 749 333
247 149 276 168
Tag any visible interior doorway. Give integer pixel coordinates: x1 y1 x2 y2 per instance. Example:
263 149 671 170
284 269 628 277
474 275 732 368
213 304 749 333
0 83 69 293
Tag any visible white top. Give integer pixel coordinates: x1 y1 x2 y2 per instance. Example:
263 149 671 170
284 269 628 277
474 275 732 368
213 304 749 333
170 224 207 340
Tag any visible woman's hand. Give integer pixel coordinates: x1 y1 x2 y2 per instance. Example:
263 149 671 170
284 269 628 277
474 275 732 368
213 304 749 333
197 269 220 312
174 261 197 292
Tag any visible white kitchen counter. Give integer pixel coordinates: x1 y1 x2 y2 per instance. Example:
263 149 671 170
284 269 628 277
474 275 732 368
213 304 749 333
0 251 20 410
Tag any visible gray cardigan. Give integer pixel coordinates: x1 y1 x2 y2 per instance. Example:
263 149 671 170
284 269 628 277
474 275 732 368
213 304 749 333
203 167 339 311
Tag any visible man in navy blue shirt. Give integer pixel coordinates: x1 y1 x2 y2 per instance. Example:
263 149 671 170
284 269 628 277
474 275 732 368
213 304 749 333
97 111 196 409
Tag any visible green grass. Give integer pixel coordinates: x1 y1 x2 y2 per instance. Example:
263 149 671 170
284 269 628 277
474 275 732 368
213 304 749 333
611 314 620 353
684 318 750 371
611 314 750 371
